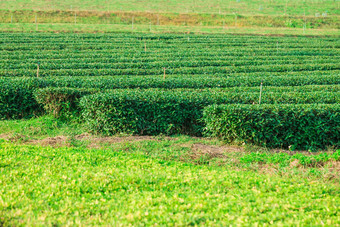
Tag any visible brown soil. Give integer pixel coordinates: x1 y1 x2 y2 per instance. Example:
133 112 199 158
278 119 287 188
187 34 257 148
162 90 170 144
179 143 243 164
0 134 10 140
28 136 69 147
7 134 176 148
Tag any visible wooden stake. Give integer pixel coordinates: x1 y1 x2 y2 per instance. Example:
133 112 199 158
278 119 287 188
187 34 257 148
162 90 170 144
144 42 147 52
259 81 263 104
11 15 13 23
37 63 40 77
35 15 38 31
163 67 166 80
74 12 77 24
132 16 134 30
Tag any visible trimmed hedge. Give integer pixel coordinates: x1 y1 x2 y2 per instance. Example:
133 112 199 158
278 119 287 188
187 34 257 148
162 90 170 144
1 76 339 120
80 90 214 135
203 104 340 150
0 78 42 119
79 90 339 136
34 87 98 118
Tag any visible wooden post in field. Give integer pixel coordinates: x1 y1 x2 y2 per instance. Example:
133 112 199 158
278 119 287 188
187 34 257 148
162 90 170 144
144 42 147 52
132 16 134 30
284 0 288 15
163 67 166 80
35 14 38 31
74 12 77 24
303 9 306 34
11 15 13 23
259 80 263 104
37 62 40 77
303 23 306 34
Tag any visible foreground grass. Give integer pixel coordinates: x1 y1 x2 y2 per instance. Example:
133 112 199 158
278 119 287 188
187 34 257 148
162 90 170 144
0 141 339 225
0 116 339 182
0 116 86 140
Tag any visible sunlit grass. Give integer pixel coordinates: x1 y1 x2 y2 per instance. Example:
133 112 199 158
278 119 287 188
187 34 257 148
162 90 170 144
0 141 339 225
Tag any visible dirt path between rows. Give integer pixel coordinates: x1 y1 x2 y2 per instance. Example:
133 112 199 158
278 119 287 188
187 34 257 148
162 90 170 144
1 133 334 156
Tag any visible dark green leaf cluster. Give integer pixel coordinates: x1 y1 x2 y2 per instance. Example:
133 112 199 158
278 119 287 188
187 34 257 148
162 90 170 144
79 90 340 137
203 104 340 149
34 87 98 118
1 76 338 119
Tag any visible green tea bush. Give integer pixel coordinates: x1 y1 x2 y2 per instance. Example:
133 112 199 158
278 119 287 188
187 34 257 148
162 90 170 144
203 104 340 150
0 78 42 119
80 90 340 136
80 90 210 135
34 87 98 118
1 75 338 120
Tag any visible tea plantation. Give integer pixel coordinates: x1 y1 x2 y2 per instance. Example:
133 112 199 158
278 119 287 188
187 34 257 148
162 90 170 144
1 33 339 149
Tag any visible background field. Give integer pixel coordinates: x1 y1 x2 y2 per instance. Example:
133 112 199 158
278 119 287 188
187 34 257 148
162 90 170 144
1 0 339 15
1 0 339 35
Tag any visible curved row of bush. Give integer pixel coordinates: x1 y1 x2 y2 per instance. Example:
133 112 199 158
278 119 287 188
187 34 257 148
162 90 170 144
2 74 340 89
78 90 340 137
3 57 339 70
2 63 339 77
1 84 339 149
203 104 340 150
1 77 339 120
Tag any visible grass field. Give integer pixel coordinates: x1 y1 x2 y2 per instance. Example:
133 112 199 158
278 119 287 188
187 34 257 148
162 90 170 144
1 0 339 15
1 22 339 36
0 0 339 35
0 122 339 225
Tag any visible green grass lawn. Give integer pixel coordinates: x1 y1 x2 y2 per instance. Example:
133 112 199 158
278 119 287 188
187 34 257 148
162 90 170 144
0 140 339 225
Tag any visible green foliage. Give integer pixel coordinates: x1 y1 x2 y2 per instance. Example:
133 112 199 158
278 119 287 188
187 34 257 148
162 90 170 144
80 90 208 135
240 150 340 167
0 77 42 119
1 33 339 77
0 141 339 225
0 33 339 149
203 104 340 150
2 75 338 120
34 87 97 118
80 90 339 136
